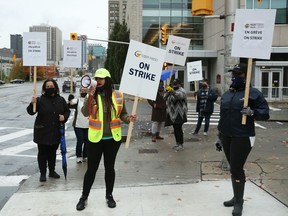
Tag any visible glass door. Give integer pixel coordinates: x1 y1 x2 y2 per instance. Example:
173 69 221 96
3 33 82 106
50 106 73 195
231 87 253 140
261 70 282 100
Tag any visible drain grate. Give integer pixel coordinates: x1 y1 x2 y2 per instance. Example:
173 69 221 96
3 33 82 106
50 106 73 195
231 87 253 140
139 149 158 154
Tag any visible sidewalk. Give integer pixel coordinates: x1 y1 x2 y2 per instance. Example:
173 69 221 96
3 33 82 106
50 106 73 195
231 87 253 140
1 99 288 215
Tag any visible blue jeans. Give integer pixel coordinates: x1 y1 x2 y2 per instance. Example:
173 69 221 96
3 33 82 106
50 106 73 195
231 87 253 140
194 112 211 133
74 127 88 158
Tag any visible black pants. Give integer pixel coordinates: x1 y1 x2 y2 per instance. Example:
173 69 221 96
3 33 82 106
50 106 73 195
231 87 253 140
172 123 184 144
37 144 59 175
221 135 252 180
194 112 211 133
82 139 121 198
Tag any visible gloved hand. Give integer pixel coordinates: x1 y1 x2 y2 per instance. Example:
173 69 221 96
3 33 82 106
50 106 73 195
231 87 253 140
240 106 254 116
215 139 222 151
166 86 173 92
68 94 74 101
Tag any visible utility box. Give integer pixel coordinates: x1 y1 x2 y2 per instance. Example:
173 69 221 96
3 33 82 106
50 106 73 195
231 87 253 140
192 0 213 16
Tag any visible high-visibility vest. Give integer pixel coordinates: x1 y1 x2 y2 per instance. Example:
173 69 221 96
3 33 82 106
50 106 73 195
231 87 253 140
88 91 124 142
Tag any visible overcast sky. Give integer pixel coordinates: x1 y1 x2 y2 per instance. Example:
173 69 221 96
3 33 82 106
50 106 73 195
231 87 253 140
0 0 109 48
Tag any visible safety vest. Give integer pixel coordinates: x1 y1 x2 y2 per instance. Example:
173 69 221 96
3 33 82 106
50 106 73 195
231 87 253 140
88 91 124 142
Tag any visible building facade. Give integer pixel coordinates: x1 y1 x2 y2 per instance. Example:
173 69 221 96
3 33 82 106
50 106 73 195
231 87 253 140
125 0 288 101
10 34 23 58
108 0 127 33
29 24 62 64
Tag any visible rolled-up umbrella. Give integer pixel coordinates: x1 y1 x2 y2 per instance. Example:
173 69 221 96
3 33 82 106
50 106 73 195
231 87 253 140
60 123 67 180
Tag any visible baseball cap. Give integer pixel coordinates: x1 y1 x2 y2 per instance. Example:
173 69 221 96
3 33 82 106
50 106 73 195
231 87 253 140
173 78 182 85
228 63 247 74
94 68 111 78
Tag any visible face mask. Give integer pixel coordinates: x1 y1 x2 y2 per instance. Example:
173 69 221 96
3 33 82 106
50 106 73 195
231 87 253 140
202 84 208 89
45 88 55 96
173 86 179 91
80 93 87 98
231 76 245 90
96 86 105 92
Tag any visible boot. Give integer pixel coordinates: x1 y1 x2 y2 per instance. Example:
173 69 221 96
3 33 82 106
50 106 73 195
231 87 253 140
223 176 235 207
76 196 87 211
232 178 245 216
156 132 164 140
106 194 116 208
152 134 156 142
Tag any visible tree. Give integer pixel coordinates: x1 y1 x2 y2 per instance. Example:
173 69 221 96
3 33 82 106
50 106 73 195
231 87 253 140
105 21 130 84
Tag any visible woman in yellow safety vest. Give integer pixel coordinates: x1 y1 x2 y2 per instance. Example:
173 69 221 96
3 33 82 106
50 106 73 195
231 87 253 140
76 68 136 211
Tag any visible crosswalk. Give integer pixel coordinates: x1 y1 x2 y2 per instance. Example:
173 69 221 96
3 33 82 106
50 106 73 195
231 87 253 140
185 110 220 125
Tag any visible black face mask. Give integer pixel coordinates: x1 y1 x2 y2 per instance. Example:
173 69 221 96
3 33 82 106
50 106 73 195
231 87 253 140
173 86 179 91
45 88 56 96
202 84 208 89
231 76 245 90
80 93 87 98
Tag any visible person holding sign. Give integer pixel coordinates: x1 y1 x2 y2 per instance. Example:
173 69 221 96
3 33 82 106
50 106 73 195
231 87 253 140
193 79 218 136
217 63 269 216
147 80 167 142
164 79 188 151
27 78 71 182
76 68 136 211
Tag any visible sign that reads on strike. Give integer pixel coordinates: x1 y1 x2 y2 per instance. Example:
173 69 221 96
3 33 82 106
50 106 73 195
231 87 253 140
187 60 203 82
120 40 166 100
165 35 190 66
23 32 47 66
63 40 82 68
231 9 276 59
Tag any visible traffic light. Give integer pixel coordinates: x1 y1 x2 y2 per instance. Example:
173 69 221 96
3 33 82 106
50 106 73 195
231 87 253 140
70 32 78 40
161 26 167 45
257 0 262 4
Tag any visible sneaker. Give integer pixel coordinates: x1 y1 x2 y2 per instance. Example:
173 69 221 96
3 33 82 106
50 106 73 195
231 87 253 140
76 196 87 211
76 157 83 163
193 131 198 135
39 174 46 182
176 144 184 151
172 144 179 150
203 132 207 136
156 135 164 140
49 171 60 178
106 194 116 208
82 157 87 162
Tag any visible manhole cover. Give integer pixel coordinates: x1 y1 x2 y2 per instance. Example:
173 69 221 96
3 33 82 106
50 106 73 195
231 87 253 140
139 149 158 154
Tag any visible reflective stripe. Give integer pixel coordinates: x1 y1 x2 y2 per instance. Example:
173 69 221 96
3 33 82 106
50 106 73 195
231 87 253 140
89 120 101 130
110 119 121 129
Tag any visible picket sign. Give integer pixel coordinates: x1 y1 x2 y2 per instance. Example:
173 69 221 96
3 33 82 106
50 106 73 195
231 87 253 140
242 58 253 124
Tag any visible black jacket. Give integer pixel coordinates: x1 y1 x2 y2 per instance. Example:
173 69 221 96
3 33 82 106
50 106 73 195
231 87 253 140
196 88 218 114
218 87 269 137
27 95 70 146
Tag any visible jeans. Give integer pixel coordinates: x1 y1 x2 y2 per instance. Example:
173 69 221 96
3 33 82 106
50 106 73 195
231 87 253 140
151 121 163 134
172 123 184 144
82 139 121 197
221 135 252 180
74 127 88 158
194 112 211 133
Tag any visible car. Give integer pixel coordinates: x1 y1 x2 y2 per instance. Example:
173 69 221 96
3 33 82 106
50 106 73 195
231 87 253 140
10 79 24 84
0 80 5 85
62 80 76 93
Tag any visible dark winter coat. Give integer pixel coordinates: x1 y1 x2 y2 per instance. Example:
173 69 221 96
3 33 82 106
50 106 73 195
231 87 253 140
164 87 188 126
218 87 269 137
147 92 167 122
196 88 218 114
27 94 70 146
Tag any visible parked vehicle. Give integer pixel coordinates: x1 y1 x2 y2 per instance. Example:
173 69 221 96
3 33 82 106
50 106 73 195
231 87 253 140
62 80 76 93
0 80 5 85
10 79 24 84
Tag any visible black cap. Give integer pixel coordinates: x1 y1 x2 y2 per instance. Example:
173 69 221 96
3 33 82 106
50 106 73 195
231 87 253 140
173 78 182 85
228 63 247 74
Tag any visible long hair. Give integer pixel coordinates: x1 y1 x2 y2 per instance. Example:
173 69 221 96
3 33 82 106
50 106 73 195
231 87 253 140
94 77 115 122
41 78 60 95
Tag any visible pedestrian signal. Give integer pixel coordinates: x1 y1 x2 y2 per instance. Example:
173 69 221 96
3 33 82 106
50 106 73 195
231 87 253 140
70 33 78 40
161 26 167 45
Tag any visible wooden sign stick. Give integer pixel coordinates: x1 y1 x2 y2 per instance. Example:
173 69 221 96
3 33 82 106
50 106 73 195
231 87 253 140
33 66 37 112
125 96 138 148
70 68 73 93
242 58 253 125
167 64 175 86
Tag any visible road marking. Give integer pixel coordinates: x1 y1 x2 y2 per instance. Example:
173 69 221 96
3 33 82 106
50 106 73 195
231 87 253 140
0 175 30 187
0 129 33 143
0 141 35 155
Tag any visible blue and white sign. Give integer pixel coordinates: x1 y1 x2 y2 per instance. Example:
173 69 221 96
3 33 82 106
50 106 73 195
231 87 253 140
23 32 47 66
120 40 166 100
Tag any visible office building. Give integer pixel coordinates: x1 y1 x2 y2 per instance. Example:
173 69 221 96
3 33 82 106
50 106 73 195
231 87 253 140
10 34 23 58
108 0 127 33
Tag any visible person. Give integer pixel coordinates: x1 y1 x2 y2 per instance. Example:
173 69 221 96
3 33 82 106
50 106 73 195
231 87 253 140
68 87 89 163
76 68 136 211
147 80 166 142
217 63 269 216
193 79 218 136
27 78 70 182
164 78 188 151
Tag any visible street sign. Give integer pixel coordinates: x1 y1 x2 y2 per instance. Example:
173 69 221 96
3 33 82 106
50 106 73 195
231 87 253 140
80 35 87 41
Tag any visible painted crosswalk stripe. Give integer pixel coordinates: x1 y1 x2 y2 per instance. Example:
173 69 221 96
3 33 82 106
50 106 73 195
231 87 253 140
0 175 30 187
0 129 33 143
0 141 35 155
